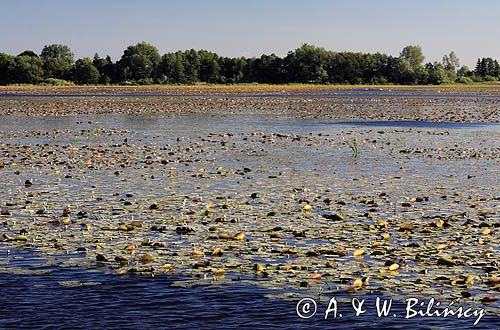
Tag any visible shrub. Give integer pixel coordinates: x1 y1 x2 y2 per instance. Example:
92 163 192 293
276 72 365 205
483 75 498 82
42 78 74 86
456 76 473 84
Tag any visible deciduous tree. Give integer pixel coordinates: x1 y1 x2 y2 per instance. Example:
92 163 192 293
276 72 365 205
40 44 74 79
73 57 100 84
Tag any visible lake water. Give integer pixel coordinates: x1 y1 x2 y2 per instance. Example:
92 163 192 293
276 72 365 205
0 111 499 329
2 87 500 100
1 248 498 329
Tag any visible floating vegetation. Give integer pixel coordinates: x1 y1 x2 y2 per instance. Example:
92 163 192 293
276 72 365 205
0 85 499 122
0 93 499 309
347 138 361 158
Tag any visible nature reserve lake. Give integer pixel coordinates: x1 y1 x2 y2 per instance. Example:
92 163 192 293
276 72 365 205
0 86 498 329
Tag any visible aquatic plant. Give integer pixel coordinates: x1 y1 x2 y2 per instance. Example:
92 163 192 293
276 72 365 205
395 137 407 148
347 138 361 158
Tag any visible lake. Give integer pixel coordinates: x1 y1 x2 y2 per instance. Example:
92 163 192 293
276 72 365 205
0 92 499 329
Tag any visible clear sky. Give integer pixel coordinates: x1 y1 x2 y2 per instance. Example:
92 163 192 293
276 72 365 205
1 0 499 67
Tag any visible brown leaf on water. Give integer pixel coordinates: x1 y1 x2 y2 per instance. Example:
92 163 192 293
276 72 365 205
399 223 414 232
437 257 455 266
125 245 136 251
436 244 446 250
376 220 388 228
353 249 364 257
232 232 246 241
253 263 264 272
140 253 154 264
353 278 364 287
190 250 204 257
15 235 28 242
488 275 500 285
481 296 497 304
211 247 223 256
310 272 321 282
270 232 284 239
389 263 400 271
213 268 225 277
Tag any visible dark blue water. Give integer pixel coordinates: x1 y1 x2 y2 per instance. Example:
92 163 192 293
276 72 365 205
0 249 498 329
2 268 498 329
323 120 499 129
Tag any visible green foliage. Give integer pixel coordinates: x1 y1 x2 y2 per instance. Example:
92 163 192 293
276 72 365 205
0 43 498 85
41 44 74 79
73 57 100 84
158 52 187 84
347 139 361 158
457 65 472 77
475 58 500 78
400 45 425 70
17 50 38 57
43 78 74 86
0 53 15 84
219 57 246 83
135 78 155 85
93 54 115 84
11 55 44 84
482 75 498 82
439 51 460 82
426 62 449 85
198 50 221 83
470 74 485 83
118 42 161 82
443 51 460 70
456 76 473 84
285 44 329 83
245 54 284 83
183 49 201 83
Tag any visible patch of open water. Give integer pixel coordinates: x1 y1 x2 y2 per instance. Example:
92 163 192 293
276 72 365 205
1 248 498 329
2 88 500 100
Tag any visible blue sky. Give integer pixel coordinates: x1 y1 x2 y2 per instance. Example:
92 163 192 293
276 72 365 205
1 0 499 67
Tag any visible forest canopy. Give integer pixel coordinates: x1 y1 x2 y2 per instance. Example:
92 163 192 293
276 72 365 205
0 43 498 85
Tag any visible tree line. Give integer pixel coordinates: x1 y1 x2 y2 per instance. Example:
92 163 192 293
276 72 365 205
0 43 499 85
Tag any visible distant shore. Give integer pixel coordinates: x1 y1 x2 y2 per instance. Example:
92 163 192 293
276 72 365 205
1 83 500 95
0 85 499 122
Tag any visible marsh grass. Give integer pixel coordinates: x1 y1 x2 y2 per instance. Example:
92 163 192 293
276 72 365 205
347 138 361 158
395 137 407 148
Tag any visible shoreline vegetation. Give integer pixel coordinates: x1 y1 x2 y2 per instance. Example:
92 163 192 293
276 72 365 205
1 43 500 86
2 82 500 89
